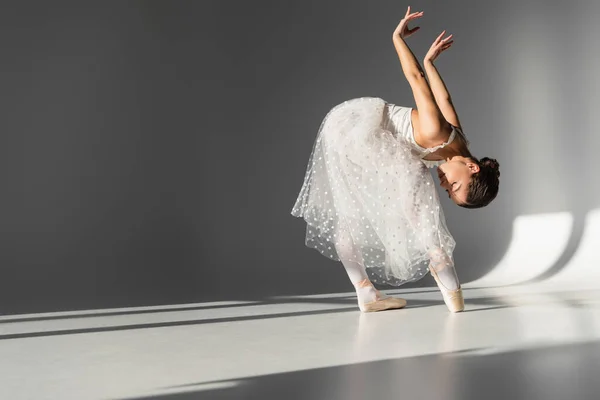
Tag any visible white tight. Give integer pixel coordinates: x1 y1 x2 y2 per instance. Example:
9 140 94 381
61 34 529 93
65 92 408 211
334 228 385 305
429 248 460 291
335 228 460 303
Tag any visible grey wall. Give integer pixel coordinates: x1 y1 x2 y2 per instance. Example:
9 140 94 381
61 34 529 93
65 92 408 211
0 1 597 314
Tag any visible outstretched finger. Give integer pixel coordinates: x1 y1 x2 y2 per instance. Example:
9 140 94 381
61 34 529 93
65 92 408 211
408 11 424 21
405 5 411 17
435 30 446 44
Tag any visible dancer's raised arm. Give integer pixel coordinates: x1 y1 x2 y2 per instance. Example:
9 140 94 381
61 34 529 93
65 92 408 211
392 6 452 146
424 30 462 130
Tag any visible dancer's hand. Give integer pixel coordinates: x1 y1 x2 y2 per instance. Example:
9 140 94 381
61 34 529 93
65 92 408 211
393 6 423 40
424 30 454 62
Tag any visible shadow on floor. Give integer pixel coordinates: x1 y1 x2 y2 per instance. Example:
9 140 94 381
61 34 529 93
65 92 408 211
2 288 599 341
131 339 600 400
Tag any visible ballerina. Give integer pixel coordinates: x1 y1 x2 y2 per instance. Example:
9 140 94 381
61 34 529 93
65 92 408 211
291 6 500 313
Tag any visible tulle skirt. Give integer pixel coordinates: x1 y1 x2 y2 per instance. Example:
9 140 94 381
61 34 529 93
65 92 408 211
291 97 456 286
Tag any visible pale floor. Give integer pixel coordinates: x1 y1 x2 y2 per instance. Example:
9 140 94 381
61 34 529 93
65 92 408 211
1 279 600 400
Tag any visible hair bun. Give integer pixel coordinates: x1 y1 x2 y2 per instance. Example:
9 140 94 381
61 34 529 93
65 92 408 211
481 157 500 178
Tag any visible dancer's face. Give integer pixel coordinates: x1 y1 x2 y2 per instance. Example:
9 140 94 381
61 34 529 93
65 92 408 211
437 157 480 205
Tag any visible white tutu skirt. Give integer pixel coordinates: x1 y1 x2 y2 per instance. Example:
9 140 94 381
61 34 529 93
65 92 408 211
291 97 456 286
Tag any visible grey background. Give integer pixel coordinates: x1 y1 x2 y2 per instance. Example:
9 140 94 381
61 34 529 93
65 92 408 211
0 1 597 314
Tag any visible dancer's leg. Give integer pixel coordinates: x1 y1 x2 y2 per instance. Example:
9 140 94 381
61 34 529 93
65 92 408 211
429 248 460 291
334 228 381 305
429 247 464 312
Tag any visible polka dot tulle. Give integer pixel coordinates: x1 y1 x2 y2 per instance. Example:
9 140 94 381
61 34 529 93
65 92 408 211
291 97 457 287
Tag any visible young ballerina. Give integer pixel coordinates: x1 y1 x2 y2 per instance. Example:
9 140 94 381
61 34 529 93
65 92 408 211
291 6 500 313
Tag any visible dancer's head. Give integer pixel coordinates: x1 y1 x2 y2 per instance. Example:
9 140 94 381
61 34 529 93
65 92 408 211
437 156 500 208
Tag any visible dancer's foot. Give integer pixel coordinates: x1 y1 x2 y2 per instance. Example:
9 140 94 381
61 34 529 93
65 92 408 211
354 278 407 313
429 267 464 313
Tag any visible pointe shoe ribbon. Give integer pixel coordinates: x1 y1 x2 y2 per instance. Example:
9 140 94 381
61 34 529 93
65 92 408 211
356 278 407 313
429 268 464 313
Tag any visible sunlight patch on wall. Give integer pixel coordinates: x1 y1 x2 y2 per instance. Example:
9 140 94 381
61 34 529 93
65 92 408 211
544 208 600 285
466 212 573 287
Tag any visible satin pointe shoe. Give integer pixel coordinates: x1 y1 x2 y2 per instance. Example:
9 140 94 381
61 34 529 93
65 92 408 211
429 268 465 313
356 278 407 313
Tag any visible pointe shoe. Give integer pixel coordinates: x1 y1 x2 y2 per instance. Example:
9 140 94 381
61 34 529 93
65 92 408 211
356 279 407 313
429 268 464 313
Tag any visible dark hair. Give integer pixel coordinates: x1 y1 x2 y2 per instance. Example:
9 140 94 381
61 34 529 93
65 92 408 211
459 157 500 209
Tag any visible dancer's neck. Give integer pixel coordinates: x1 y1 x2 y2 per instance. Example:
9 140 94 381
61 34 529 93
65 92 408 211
440 136 473 161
